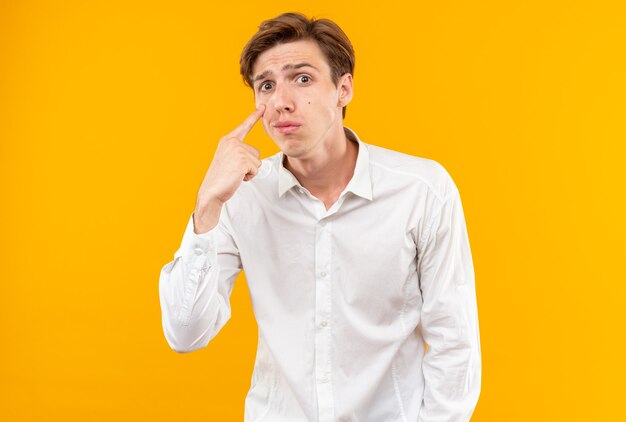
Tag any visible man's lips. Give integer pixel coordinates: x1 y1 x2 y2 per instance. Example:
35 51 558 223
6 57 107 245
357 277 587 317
272 121 302 134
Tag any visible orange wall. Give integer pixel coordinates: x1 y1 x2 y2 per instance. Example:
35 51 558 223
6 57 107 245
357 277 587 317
1 1 625 420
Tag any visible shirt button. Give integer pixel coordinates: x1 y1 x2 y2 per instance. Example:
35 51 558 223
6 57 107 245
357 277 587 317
320 376 329 383
320 321 328 327
194 247 204 255
320 272 327 278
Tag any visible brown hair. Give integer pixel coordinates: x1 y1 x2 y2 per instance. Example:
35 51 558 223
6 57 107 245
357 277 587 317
240 12 355 118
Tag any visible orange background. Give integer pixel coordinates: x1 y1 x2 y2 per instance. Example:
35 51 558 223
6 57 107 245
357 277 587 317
1 0 625 420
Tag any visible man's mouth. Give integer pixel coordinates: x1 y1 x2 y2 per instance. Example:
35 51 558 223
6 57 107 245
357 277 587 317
273 121 302 134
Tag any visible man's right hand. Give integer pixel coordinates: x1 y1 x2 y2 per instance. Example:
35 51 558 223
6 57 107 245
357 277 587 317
193 105 265 234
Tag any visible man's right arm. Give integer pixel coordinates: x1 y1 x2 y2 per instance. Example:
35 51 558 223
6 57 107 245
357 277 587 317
158 105 265 353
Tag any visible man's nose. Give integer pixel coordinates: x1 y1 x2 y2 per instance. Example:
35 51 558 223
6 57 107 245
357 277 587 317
272 84 294 113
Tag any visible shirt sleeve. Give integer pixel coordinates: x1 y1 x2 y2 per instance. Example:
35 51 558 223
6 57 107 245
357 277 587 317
417 189 482 421
158 209 242 353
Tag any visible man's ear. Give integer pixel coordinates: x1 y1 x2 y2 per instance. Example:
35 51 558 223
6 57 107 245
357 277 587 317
337 73 354 107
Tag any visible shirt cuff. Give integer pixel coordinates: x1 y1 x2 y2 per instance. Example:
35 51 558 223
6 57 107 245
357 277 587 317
176 213 219 271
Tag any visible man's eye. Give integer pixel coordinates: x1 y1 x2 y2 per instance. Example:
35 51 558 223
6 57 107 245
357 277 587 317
260 82 273 92
297 75 311 83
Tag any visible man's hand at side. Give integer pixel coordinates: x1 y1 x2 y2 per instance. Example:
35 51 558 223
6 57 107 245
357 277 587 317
193 105 265 234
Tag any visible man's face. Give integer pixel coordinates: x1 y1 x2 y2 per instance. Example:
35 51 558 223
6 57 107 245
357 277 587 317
252 39 352 159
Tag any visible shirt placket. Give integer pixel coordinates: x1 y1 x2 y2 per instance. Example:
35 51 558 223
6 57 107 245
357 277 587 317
314 218 334 422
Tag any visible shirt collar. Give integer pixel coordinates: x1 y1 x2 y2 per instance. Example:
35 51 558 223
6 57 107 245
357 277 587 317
277 126 373 201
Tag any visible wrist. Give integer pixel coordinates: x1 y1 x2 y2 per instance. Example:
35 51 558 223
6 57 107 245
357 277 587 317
193 197 223 234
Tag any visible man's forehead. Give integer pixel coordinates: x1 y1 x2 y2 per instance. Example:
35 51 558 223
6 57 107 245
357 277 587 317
252 40 329 79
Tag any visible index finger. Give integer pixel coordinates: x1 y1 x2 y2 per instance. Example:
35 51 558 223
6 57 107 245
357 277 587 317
228 105 265 140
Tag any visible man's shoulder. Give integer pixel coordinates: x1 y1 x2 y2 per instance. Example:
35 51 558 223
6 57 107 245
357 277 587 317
366 142 458 202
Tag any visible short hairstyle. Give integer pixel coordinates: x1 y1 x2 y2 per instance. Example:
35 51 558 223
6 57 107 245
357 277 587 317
240 12 355 118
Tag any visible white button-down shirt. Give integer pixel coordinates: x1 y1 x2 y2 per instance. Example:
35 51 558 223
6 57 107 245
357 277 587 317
159 127 481 421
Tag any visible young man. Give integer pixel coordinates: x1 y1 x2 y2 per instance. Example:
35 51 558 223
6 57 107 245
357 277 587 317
159 12 481 422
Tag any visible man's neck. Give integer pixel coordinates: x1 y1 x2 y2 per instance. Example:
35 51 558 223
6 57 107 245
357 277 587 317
284 127 359 210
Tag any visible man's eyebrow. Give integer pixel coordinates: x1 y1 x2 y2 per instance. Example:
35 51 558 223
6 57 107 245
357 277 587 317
253 63 320 83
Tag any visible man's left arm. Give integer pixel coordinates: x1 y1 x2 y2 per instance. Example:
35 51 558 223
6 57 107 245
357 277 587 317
417 187 482 421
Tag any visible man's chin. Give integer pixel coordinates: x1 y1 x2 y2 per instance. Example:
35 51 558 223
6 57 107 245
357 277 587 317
273 137 306 157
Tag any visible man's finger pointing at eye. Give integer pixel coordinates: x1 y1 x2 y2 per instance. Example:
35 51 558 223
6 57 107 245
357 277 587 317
228 104 266 140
